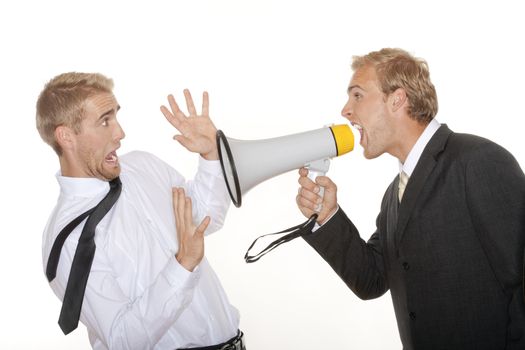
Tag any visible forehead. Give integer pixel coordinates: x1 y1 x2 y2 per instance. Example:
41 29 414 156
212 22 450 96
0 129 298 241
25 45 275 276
349 65 380 90
83 92 118 117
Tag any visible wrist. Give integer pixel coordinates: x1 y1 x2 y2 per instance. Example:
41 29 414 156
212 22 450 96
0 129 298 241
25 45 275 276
176 254 198 272
318 206 338 225
201 149 219 161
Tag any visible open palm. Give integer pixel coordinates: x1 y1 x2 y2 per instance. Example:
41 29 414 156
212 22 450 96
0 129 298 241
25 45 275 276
160 89 218 160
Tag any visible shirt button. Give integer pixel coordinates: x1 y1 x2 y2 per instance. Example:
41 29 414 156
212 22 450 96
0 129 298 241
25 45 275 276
409 312 416 320
402 262 410 270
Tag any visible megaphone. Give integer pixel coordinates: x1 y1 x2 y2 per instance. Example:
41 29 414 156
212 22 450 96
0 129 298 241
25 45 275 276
216 124 354 208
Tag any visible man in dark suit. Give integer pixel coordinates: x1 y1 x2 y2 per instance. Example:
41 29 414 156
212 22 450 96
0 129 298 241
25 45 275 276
296 48 525 349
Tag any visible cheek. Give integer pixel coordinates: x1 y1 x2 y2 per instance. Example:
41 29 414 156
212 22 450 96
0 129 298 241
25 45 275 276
369 104 388 125
357 102 375 126
78 136 105 156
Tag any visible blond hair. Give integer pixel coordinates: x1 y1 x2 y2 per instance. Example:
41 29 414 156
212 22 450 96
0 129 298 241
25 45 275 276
352 48 438 124
35 72 114 155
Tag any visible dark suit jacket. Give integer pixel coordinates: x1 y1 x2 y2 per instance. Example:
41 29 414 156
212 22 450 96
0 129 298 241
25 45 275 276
304 125 525 349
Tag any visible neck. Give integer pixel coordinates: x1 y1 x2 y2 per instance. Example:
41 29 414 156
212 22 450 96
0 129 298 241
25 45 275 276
59 156 81 177
59 155 92 178
59 157 73 177
391 118 427 164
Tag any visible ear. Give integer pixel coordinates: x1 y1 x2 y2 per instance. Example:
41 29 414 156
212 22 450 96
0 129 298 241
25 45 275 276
389 88 407 113
54 125 76 152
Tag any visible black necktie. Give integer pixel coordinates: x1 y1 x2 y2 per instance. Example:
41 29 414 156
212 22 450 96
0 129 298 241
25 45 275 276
46 177 122 335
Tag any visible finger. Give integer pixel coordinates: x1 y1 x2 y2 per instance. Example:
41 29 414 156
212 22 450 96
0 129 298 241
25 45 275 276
298 175 319 193
184 196 193 235
172 188 182 239
172 188 179 219
195 216 211 237
184 89 197 116
160 105 182 129
298 167 309 177
162 94 186 129
296 194 316 213
176 188 187 234
201 91 209 117
315 176 337 191
167 94 185 118
298 186 322 206
173 134 191 146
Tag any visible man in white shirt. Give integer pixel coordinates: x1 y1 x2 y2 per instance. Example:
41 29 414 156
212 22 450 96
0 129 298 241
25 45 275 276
36 72 245 349
296 48 525 349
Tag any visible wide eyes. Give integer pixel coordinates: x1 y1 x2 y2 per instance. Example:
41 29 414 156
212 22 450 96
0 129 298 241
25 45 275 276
101 117 109 127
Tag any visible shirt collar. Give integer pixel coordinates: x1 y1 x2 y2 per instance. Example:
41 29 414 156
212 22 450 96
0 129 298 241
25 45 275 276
399 118 441 177
56 172 111 197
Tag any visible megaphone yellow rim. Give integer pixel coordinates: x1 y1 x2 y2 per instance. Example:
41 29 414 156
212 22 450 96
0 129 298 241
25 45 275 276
330 124 354 156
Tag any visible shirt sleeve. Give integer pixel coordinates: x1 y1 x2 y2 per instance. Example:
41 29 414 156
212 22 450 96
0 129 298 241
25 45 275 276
176 157 231 235
134 151 230 236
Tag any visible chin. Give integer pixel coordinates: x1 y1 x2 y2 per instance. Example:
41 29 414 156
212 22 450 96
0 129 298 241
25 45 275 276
101 166 121 181
363 150 381 160
108 169 121 180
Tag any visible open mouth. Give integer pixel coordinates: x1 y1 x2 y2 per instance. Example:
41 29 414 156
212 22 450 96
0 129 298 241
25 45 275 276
105 150 119 166
351 123 364 144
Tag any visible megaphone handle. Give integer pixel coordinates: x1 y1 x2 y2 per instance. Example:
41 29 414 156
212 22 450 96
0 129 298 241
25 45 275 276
306 158 331 212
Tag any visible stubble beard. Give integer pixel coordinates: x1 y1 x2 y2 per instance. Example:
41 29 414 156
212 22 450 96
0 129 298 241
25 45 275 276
83 149 120 181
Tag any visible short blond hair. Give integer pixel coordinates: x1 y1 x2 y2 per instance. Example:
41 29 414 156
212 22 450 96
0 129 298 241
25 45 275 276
352 48 438 124
36 72 114 155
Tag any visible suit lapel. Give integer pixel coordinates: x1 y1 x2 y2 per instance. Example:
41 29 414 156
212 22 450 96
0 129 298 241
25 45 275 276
395 124 453 246
386 177 399 241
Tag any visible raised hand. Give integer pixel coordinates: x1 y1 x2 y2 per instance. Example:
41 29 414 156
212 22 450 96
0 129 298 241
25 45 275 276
172 187 210 272
160 89 218 160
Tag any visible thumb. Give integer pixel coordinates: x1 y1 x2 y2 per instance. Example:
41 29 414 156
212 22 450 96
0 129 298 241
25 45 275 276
195 216 211 237
315 175 335 189
173 134 191 146
317 176 338 222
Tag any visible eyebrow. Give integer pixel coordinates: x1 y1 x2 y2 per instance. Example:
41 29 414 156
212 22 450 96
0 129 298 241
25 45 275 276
97 105 121 121
347 85 365 93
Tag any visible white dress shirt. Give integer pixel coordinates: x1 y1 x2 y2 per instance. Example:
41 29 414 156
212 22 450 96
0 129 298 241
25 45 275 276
399 118 441 176
42 151 239 350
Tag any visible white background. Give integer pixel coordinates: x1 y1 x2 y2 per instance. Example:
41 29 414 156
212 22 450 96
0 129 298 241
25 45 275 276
1 1 524 349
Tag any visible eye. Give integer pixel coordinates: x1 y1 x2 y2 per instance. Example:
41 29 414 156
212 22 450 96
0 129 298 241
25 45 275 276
353 92 362 100
101 117 109 126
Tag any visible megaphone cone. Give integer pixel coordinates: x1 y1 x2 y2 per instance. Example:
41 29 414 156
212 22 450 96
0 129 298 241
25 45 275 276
217 124 354 207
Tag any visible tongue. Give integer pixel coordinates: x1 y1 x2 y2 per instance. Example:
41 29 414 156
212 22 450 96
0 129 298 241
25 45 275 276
106 152 117 162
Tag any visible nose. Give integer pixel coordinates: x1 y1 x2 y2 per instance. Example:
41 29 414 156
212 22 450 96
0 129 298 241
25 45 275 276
341 98 353 121
114 121 126 141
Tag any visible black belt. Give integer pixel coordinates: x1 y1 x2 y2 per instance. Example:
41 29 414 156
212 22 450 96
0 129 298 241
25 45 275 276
178 331 246 350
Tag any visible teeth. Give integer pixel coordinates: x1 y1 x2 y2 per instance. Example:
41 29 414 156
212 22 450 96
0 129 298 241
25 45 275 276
353 124 363 131
106 152 117 162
